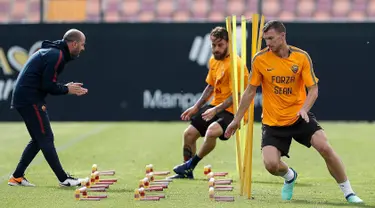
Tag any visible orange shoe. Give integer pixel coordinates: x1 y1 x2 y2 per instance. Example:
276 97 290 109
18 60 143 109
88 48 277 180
8 175 35 187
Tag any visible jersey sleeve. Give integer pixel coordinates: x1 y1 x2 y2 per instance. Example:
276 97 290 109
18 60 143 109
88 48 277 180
42 50 69 95
205 58 215 86
302 53 319 87
249 58 262 86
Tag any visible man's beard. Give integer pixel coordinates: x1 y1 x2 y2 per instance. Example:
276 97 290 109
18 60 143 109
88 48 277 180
71 49 81 59
213 48 228 60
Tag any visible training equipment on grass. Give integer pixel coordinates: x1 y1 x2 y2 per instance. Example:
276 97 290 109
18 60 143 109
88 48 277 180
98 170 116 176
225 13 265 199
92 163 116 176
215 186 234 191
139 178 164 191
205 168 233 186
204 166 229 178
154 179 172 183
204 165 212 175
137 187 165 199
73 164 118 201
135 164 173 201
82 177 110 189
204 166 234 201
209 187 235 202
87 187 107 192
150 182 168 188
75 187 107 201
146 172 169 188
139 177 150 188
145 164 171 176
214 196 235 202
146 172 155 181
89 164 118 186
208 178 233 187
89 172 115 186
134 188 161 201
144 186 164 191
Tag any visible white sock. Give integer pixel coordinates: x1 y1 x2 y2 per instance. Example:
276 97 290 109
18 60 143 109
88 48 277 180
339 180 354 197
282 168 294 182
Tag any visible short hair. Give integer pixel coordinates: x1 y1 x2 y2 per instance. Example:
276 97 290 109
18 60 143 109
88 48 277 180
210 26 229 41
263 20 286 33
63 29 83 42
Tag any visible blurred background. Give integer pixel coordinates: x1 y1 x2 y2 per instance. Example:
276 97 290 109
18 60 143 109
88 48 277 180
0 0 374 122
0 0 374 23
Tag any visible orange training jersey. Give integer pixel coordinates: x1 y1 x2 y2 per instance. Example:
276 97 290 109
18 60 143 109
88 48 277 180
249 46 319 126
206 55 249 114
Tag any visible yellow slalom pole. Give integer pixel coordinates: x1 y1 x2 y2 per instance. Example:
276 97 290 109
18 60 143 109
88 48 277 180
243 13 261 199
226 16 243 185
232 15 243 186
239 15 247 196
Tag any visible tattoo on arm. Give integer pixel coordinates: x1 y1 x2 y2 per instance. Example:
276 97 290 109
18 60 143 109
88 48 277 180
215 95 233 113
195 85 214 108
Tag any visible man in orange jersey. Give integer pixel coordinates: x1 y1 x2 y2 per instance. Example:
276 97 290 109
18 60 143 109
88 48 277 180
225 20 363 203
169 26 249 179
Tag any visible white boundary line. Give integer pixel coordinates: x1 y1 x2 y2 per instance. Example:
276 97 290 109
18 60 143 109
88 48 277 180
0 124 111 184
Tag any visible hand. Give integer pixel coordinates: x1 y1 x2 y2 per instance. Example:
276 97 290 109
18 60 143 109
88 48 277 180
297 109 309 123
67 84 88 96
224 120 240 138
65 82 83 87
201 107 217 121
181 106 199 121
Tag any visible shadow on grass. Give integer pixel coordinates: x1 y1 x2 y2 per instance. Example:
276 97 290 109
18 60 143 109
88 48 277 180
292 199 375 208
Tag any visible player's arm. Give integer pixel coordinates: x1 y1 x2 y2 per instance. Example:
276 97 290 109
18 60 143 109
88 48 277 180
193 84 214 109
232 59 262 122
213 94 235 113
301 53 319 112
41 51 69 95
302 84 318 112
215 61 250 114
232 84 258 123
194 61 216 109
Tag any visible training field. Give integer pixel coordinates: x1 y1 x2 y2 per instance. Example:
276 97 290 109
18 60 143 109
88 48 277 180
0 122 374 208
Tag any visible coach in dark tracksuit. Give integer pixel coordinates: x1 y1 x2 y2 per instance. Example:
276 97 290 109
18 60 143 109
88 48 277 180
8 29 88 187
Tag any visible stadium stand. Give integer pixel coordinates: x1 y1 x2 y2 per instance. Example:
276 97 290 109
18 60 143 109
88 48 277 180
0 0 373 23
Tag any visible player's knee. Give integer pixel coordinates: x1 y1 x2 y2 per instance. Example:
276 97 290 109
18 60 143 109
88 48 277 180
206 123 223 139
184 128 198 143
311 130 333 157
316 142 333 158
263 160 279 174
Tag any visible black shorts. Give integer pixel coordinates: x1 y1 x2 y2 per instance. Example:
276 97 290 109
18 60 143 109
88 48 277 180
190 105 234 141
261 112 323 158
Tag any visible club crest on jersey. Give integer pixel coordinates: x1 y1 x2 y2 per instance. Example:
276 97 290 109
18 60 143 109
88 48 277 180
291 65 299 73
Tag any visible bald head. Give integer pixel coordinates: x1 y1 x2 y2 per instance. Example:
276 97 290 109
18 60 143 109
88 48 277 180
63 29 86 58
63 29 85 43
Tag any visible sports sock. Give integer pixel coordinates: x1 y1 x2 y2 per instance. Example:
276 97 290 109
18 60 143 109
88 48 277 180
339 180 354 197
187 154 201 170
282 168 295 183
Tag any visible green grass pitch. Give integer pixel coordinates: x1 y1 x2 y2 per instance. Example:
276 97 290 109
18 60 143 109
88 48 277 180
0 121 374 208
